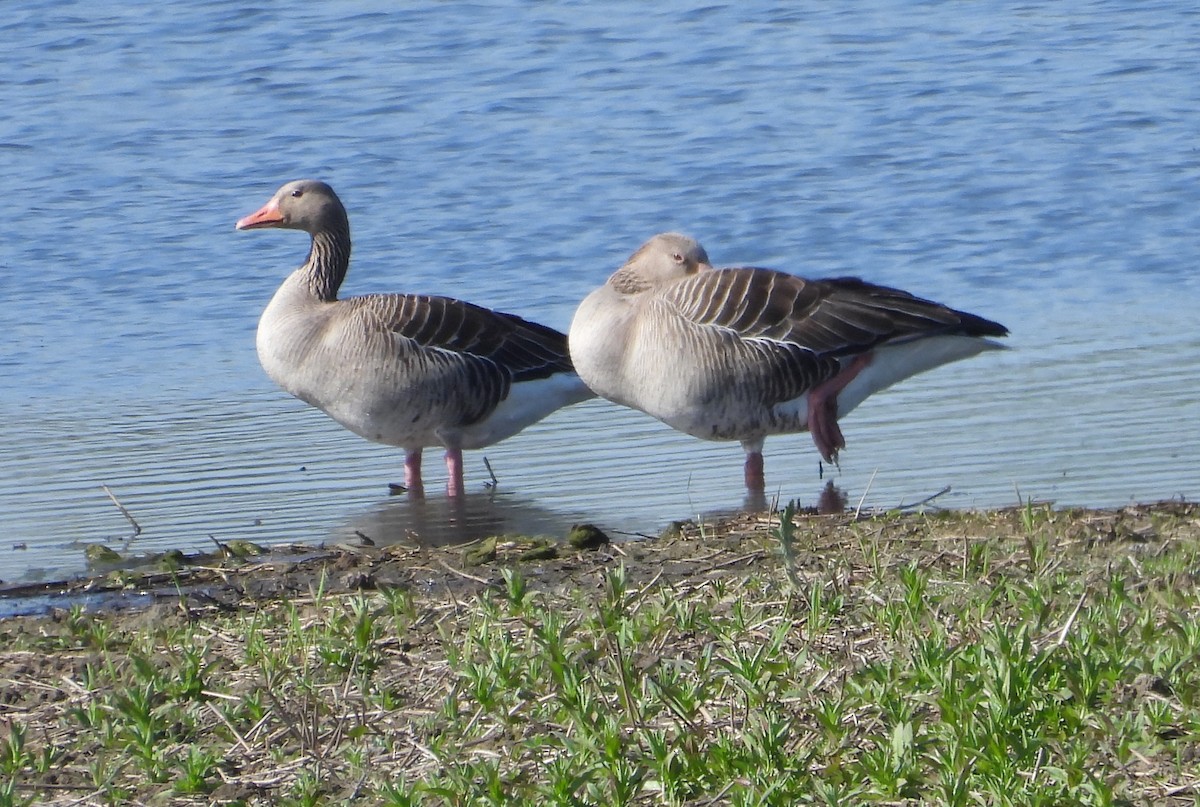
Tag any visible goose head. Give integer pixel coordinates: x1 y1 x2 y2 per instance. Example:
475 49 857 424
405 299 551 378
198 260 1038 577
609 232 713 293
236 179 348 235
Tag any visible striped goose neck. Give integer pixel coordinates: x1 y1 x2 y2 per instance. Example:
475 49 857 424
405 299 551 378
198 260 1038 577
607 266 653 294
303 227 352 302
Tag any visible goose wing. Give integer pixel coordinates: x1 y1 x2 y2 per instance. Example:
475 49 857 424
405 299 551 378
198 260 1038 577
660 267 1007 403
350 293 573 424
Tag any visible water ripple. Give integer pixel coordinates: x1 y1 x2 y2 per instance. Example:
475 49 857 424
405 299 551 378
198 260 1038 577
3 0 1198 581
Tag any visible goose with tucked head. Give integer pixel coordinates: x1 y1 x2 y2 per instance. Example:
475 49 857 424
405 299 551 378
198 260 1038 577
237 179 593 496
569 232 1008 490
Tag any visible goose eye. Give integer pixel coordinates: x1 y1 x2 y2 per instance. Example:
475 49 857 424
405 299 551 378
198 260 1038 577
672 252 684 263
290 189 304 198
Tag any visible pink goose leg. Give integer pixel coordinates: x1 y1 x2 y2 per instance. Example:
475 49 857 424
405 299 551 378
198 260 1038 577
404 449 425 497
744 453 765 489
444 448 465 497
741 438 766 490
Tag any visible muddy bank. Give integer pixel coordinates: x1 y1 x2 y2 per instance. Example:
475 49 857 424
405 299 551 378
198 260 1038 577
3 499 1196 622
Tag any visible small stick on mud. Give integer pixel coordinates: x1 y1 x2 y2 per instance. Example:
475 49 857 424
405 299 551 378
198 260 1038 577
101 484 142 542
898 485 952 512
436 558 491 585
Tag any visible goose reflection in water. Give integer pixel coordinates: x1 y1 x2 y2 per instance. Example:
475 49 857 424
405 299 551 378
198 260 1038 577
331 491 588 549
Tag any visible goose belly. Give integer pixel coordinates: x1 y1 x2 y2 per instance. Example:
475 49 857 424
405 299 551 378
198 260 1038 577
621 340 796 443
273 360 463 450
652 384 813 444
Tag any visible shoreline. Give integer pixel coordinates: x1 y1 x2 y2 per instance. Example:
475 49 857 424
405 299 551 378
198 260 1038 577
2 498 1193 615
2 499 1197 804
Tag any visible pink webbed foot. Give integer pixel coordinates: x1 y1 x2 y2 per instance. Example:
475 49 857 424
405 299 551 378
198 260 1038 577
806 352 873 463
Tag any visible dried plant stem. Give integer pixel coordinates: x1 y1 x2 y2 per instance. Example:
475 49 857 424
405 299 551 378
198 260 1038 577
101 483 142 541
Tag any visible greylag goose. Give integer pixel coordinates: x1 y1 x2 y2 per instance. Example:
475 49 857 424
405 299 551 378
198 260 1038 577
569 233 1008 490
236 179 593 496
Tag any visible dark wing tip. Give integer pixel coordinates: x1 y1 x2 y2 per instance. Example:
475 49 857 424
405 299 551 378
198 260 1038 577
822 276 1008 339
951 309 1009 338
484 309 575 381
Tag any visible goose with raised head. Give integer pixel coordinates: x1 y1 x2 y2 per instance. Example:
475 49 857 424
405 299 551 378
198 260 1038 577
569 232 1008 490
236 179 593 496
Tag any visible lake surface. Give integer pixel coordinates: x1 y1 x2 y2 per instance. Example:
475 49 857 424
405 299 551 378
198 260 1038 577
3 1 1198 583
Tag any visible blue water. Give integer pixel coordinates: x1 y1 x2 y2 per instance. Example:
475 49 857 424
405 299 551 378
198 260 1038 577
3 1 1199 583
